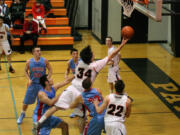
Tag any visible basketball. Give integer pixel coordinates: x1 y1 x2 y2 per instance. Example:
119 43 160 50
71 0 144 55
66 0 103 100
121 26 134 39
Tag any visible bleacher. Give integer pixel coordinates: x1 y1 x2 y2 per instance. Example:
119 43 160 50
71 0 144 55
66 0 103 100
6 0 74 50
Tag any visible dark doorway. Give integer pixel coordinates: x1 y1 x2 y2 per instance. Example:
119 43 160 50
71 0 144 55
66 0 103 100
122 9 148 43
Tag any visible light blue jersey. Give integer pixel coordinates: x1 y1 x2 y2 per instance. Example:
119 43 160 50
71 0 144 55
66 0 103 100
29 57 46 83
33 87 62 135
69 58 81 74
24 57 46 105
33 87 56 119
82 88 105 135
82 88 104 117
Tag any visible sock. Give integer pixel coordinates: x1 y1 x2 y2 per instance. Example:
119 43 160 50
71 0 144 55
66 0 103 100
21 110 25 114
38 115 47 124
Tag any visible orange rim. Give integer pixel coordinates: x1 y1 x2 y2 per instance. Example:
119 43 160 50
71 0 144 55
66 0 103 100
133 0 149 5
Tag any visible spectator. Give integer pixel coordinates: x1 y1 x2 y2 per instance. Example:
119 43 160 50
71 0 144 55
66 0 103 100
32 0 47 33
20 14 38 54
0 0 10 26
9 0 25 27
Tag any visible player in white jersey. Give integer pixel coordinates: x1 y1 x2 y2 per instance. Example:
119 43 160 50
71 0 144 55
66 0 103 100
106 36 121 93
94 80 132 135
0 16 15 73
32 38 128 135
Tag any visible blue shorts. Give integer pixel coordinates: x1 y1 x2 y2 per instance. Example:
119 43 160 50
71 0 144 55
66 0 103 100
33 114 62 135
84 114 105 135
24 83 42 104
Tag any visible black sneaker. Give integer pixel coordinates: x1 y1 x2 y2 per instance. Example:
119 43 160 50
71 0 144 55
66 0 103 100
9 66 15 73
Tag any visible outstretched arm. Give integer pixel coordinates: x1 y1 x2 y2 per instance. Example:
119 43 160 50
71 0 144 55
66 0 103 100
93 96 109 114
92 38 128 73
45 59 52 79
107 38 128 63
65 61 71 79
53 75 74 91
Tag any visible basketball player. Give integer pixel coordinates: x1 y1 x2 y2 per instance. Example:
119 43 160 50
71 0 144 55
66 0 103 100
17 47 52 124
32 38 128 135
65 48 81 118
0 16 15 73
65 48 81 79
33 74 74 135
94 80 132 135
106 36 121 93
70 78 105 135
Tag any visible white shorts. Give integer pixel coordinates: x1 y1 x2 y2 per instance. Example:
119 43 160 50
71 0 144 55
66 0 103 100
0 41 12 55
105 122 126 135
107 66 121 83
33 18 45 25
55 85 84 117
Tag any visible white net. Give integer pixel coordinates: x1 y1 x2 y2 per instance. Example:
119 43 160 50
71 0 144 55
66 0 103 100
117 0 135 17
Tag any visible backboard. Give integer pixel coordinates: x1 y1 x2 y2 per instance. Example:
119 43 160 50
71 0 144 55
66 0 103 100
117 0 163 22
135 0 163 22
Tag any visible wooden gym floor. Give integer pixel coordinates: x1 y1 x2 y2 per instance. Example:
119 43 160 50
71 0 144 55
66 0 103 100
0 30 180 135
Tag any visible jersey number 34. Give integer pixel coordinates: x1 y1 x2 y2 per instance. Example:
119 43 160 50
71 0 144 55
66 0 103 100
77 68 91 79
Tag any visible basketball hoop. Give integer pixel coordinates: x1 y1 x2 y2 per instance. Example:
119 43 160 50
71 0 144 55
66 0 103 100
117 0 135 17
117 0 149 17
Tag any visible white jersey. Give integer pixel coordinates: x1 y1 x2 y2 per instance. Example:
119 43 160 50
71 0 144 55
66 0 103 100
0 24 8 42
105 94 128 123
108 46 120 67
72 57 108 92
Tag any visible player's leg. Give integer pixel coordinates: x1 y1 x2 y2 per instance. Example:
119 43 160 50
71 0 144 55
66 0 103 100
65 86 86 134
32 107 58 135
105 122 126 135
6 54 15 73
2 41 15 73
76 116 87 135
107 68 115 93
17 85 37 124
33 87 74 128
109 83 114 93
84 115 104 135
38 116 68 135
17 104 28 124
56 121 69 135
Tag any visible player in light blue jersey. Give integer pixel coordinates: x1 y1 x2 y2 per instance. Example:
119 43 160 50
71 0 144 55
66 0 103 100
32 74 74 135
70 78 105 135
17 47 52 124
65 48 81 79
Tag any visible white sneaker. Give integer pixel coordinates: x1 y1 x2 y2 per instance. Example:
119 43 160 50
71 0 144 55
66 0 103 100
17 113 25 124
